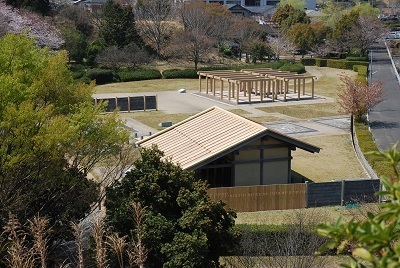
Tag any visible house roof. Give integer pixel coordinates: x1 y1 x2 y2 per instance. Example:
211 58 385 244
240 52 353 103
137 107 320 170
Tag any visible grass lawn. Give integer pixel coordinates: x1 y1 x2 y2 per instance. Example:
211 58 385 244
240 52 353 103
257 102 341 119
311 67 356 98
120 111 190 130
291 134 366 182
245 115 282 123
95 79 198 94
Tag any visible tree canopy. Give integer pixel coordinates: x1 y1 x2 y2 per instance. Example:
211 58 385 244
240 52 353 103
106 146 238 267
0 33 129 245
101 1 142 48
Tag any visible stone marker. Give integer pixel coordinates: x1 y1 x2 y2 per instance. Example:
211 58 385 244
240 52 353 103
177 88 186 93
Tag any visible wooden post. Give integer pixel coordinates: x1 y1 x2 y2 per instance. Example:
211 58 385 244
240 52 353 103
128 96 130 112
228 82 231 101
298 79 301 100
243 82 246 97
303 78 305 95
198 75 202 92
206 76 209 95
294 78 297 93
248 81 251 103
311 78 315 98
143 96 146 111
213 77 216 97
232 82 235 98
284 80 288 101
220 80 223 99
260 81 264 102
236 83 239 104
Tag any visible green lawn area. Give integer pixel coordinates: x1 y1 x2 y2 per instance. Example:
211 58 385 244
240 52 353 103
95 79 198 94
121 111 190 130
257 102 341 119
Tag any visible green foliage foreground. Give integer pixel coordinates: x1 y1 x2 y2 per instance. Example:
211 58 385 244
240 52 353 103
317 144 400 267
106 146 238 268
0 33 129 249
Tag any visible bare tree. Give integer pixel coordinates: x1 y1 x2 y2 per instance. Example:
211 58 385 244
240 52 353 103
268 33 295 61
96 43 152 70
135 0 173 58
351 15 389 57
231 18 264 60
337 76 384 121
168 0 232 69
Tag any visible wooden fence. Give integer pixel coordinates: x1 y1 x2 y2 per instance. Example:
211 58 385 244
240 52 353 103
207 184 306 212
207 179 381 212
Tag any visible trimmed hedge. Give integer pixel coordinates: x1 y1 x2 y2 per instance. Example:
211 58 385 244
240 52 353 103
279 63 306 74
327 59 369 70
315 58 327 67
86 68 117 85
163 69 198 79
118 69 161 82
163 61 295 79
300 58 316 66
346 56 368 61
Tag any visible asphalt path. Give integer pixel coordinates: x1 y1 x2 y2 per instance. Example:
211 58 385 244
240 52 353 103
368 43 400 151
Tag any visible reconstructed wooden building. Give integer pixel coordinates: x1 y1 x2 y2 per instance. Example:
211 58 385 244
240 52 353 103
137 107 320 187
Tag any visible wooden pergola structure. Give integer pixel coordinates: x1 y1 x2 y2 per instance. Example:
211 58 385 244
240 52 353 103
197 68 317 104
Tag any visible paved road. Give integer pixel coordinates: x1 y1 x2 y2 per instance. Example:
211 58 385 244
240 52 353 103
368 43 400 151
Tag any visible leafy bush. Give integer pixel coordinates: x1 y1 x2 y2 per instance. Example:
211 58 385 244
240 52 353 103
315 58 327 67
327 59 369 70
300 58 316 66
279 63 306 73
86 68 117 85
346 56 368 61
118 69 161 82
69 64 86 79
163 69 199 79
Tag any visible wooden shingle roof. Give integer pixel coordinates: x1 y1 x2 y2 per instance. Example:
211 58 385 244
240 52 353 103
137 107 320 170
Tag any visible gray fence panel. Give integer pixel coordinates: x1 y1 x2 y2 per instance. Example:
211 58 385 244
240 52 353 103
343 179 380 204
104 98 116 112
130 96 145 111
117 97 129 112
145 96 157 110
307 181 342 207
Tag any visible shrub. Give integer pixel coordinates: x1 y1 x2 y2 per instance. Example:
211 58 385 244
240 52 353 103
118 69 161 82
163 69 198 79
279 63 306 73
69 64 86 79
327 59 369 70
300 58 316 66
357 65 368 77
346 56 368 61
86 68 117 85
315 58 327 67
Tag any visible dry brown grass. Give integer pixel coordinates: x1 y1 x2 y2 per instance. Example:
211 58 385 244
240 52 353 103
245 116 282 123
291 134 366 182
121 111 190 130
95 79 199 94
235 206 348 225
258 102 341 119
311 67 356 98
